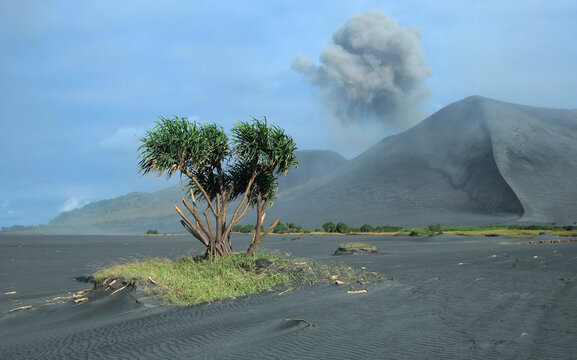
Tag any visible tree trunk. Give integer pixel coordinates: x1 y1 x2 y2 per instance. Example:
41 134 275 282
246 204 279 257
177 194 234 259
205 238 232 258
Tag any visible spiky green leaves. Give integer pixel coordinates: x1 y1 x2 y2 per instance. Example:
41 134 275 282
228 162 278 205
231 116 298 176
137 116 229 179
227 117 298 205
138 115 297 224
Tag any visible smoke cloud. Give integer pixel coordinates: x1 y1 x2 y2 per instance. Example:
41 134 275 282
293 9 431 136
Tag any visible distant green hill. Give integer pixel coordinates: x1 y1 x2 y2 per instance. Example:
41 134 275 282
2 150 347 234
47 186 186 234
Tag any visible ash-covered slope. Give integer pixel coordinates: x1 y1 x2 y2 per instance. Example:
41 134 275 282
269 96 577 227
277 150 348 194
481 98 577 224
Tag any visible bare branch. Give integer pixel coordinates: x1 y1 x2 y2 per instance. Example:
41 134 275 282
182 167 218 216
180 197 212 242
180 220 209 247
203 206 214 238
175 205 208 246
261 217 279 239
230 172 257 223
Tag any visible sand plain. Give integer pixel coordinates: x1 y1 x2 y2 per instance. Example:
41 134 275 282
1 233 576 359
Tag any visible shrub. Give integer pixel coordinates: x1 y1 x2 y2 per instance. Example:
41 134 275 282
336 222 351 234
508 224 558 231
243 225 256 233
323 221 336 233
232 224 244 233
233 224 256 233
427 224 442 234
374 225 403 233
273 222 288 233
286 222 303 233
360 224 373 232
146 229 159 235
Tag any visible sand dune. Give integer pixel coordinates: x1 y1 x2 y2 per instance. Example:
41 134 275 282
1 234 577 359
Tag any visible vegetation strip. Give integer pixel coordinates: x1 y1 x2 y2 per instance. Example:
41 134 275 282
94 253 383 306
227 222 577 238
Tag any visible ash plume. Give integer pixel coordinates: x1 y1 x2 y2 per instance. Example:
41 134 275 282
292 9 431 136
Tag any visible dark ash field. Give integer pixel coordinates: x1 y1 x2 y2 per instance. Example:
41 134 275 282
1 233 576 359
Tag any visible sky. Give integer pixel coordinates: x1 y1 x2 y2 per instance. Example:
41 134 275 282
1 0 576 228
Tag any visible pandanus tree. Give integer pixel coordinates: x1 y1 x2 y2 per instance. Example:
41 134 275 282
137 116 298 258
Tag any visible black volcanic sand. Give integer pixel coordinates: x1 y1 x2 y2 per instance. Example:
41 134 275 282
1 233 577 359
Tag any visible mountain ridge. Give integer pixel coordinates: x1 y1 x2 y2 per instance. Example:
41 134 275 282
4 95 576 234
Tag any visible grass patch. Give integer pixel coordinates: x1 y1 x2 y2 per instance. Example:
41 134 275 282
309 222 577 237
441 226 577 238
339 242 374 248
443 229 537 237
342 225 577 238
94 253 382 306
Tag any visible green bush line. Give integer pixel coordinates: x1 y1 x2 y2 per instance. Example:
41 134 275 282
228 221 576 236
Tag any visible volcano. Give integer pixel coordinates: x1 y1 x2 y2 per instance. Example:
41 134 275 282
18 96 577 234
268 96 577 227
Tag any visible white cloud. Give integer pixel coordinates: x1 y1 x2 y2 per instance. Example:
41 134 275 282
99 118 200 156
59 197 89 213
1 200 15 216
99 126 143 154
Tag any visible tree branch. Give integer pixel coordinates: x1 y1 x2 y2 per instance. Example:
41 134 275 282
247 199 277 256
230 172 257 217
203 207 214 238
260 217 279 240
180 220 209 247
180 195 212 242
182 168 218 216
174 205 208 246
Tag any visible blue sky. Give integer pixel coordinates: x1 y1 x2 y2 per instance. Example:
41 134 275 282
1 0 576 228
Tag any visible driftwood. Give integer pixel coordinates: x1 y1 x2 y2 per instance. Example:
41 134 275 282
9 305 32 312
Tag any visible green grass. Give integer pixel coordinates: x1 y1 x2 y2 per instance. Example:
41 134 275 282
440 225 577 237
339 242 374 248
94 253 382 306
334 225 577 238
440 225 552 231
225 223 577 238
